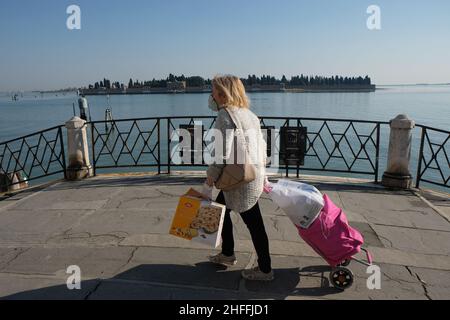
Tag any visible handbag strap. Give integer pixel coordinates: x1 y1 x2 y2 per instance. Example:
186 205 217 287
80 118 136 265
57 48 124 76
222 107 251 157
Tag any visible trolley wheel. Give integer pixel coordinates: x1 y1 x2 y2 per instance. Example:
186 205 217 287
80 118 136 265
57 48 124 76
329 267 354 290
339 259 351 267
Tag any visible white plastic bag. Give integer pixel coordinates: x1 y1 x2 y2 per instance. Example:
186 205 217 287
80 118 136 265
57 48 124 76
269 179 324 229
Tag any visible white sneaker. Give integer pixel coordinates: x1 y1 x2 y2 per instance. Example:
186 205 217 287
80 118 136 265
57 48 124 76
241 267 274 281
208 253 237 266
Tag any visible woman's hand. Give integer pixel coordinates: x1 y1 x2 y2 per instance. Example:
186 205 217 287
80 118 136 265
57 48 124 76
263 176 272 193
205 176 215 187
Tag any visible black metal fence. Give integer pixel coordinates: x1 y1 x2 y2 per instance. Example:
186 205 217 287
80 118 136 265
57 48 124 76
416 125 450 189
259 117 385 181
90 118 161 175
0 125 66 191
0 116 448 192
89 116 387 182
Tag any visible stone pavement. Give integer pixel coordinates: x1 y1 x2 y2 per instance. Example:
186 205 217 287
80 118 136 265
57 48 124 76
0 172 449 300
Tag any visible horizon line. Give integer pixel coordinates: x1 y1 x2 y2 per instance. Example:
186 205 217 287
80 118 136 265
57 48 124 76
2 82 450 93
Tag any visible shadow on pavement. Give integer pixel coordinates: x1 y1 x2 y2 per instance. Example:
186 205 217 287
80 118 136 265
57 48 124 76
1 262 341 300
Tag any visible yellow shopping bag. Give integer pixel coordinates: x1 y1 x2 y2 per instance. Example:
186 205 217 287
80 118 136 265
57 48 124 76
169 188 226 248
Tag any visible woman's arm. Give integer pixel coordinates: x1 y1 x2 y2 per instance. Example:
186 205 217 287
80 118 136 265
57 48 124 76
206 109 235 183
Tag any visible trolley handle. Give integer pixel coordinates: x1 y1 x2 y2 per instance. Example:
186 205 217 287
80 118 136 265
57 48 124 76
362 248 373 265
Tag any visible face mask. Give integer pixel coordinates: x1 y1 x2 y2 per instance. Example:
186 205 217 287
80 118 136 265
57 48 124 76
208 95 220 112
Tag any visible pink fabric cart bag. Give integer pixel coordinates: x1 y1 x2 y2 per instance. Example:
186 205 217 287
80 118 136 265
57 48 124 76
296 194 364 267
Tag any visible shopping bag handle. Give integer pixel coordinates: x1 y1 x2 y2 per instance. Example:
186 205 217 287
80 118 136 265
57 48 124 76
263 179 273 194
263 185 273 194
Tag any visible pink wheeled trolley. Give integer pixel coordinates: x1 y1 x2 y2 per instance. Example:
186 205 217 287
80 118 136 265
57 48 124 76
296 193 373 290
264 179 374 290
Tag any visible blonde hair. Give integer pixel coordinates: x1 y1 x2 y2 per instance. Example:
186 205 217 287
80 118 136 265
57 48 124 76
212 75 250 108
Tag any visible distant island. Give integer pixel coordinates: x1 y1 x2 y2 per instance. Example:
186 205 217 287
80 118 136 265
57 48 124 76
35 87 79 94
79 74 376 95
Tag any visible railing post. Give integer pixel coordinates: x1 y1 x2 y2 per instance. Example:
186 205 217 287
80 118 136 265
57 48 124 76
167 118 171 174
65 116 93 180
382 114 415 189
296 119 300 178
374 123 381 183
58 126 67 180
157 119 161 174
285 119 289 178
415 127 426 188
90 122 96 176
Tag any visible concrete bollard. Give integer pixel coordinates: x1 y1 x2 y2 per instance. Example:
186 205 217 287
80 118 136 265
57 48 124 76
65 116 93 180
382 114 415 189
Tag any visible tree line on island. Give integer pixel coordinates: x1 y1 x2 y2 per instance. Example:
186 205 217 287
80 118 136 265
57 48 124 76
86 74 373 90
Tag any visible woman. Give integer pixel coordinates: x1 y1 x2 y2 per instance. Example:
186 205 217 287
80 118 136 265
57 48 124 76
205 75 273 281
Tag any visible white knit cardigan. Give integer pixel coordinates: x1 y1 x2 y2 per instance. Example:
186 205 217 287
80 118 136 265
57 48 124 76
207 106 266 213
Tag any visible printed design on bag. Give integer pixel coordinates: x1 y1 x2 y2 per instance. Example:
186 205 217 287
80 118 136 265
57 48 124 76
173 227 199 238
190 206 222 234
300 215 311 227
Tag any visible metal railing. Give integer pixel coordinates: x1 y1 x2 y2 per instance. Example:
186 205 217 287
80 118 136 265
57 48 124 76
89 116 388 182
416 125 450 189
0 125 66 190
89 118 161 175
258 117 386 181
0 116 448 192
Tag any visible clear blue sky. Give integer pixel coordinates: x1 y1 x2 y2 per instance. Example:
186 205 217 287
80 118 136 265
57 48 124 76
1 0 449 91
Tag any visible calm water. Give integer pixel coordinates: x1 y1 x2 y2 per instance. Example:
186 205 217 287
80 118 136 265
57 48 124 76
1 85 449 141
0 86 449 191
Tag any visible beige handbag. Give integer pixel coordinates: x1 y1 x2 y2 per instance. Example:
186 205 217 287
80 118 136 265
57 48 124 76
214 108 257 191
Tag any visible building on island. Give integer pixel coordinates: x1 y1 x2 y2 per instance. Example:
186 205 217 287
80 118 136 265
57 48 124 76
167 81 186 92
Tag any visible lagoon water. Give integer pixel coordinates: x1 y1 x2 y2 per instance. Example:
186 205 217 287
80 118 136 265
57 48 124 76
1 85 449 141
0 85 448 190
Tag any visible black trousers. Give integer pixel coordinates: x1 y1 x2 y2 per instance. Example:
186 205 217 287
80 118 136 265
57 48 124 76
215 190 272 273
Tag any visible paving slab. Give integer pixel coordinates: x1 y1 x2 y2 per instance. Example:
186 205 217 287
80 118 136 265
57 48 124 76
372 224 450 256
0 274 100 300
66 208 173 237
367 246 450 271
0 246 136 278
8 184 121 211
0 248 29 270
338 190 450 231
0 209 89 245
113 247 251 291
408 266 450 300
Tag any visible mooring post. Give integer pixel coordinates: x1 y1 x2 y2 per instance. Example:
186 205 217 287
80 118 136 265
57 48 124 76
65 116 93 180
382 114 415 189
